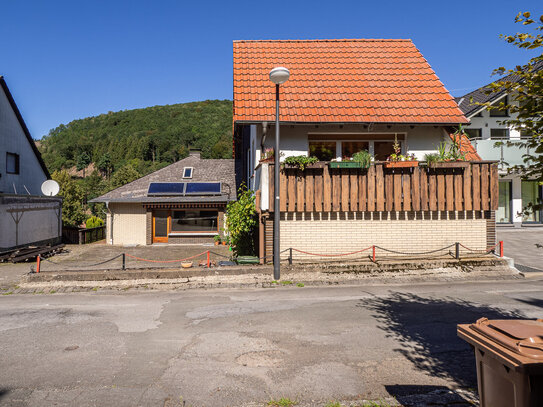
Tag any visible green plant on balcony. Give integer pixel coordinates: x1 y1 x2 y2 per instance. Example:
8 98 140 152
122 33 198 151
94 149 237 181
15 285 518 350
283 155 318 170
352 150 373 168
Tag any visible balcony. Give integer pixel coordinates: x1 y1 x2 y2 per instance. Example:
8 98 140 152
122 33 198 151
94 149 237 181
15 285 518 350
256 161 499 213
470 137 531 169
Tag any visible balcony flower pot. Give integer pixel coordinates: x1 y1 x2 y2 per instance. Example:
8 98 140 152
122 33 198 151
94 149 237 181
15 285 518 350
384 161 419 168
329 161 365 169
429 161 470 169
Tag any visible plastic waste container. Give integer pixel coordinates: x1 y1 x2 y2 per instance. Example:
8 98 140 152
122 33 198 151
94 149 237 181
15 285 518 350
457 317 543 407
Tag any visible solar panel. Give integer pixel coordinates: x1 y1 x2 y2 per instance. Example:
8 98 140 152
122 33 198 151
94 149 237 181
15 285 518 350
148 182 185 195
185 182 221 195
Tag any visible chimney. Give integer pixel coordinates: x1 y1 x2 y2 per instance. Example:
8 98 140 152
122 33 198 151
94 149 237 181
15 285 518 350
189 149 201 159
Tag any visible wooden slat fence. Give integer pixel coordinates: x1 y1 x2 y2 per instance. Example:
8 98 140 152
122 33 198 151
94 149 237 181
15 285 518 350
268 162 498 213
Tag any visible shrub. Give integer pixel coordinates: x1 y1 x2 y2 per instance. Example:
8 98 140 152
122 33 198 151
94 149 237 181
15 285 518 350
86 216 104 228
226 185 257 256
352 150 373 168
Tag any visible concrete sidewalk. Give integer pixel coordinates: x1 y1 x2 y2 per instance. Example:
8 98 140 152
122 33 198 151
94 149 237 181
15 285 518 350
497 227 543 272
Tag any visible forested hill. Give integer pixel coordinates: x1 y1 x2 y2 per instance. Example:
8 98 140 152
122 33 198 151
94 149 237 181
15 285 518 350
39 99 233 175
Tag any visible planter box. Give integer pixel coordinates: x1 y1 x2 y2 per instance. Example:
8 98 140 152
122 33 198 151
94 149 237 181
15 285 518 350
329 161 368 169
283 162 326 170
429 161 470 169
384 161 419 168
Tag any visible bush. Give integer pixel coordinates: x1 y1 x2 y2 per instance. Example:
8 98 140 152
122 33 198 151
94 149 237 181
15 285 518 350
226 186 257 256
283 155 318 170
86 216 104 228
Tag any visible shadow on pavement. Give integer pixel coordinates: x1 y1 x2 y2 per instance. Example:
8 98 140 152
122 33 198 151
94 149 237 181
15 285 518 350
0 389 10 401
385 384 476 406
513 297 543 309
359 292 523 388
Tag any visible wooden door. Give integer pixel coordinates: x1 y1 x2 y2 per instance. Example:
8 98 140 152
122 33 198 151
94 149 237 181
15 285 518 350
152 210 169 243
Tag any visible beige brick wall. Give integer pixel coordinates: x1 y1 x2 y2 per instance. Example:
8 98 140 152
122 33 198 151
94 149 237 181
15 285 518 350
278 211 489 260
109 203 147 246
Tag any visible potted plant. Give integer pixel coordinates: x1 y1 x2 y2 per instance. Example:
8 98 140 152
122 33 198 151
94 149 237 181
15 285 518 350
424 135 469 168
213 235 221 246
283 155 319 170
384 137 419 168
259 148 275 163
329 150 374 169
222 235 230 246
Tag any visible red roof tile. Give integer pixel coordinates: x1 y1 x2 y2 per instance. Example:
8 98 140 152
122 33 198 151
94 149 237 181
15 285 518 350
449 132 481 161
233 39 468 124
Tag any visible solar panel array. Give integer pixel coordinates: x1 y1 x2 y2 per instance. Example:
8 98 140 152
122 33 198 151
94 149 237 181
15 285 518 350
147 182 221 196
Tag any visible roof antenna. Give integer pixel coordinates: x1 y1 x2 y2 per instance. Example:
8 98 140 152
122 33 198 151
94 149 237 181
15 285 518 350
457 97 465 106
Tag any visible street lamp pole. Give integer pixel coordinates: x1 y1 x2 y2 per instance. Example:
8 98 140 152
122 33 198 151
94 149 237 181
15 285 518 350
269 67 290 280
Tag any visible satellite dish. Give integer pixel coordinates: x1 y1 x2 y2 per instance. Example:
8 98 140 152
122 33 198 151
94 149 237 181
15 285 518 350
41 180 60 196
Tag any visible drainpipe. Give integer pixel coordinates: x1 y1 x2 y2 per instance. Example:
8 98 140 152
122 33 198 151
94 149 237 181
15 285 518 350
261 122 268 152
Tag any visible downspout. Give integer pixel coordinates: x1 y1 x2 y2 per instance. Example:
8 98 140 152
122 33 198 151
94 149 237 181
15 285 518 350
261 122 268 151
105 201 113 245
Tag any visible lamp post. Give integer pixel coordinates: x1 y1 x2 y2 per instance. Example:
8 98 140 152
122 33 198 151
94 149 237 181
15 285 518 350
269 67 290 280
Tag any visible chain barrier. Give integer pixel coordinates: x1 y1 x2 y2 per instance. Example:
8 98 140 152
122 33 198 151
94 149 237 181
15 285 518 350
291 246 373 257
459 242 500 255
373 244 456 256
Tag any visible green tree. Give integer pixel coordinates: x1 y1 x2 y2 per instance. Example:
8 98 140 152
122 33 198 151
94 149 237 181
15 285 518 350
480 12 543 213
76 151 91 177
225 186 257 256
109 164 141 189
97 153 113 178
52 169 86 227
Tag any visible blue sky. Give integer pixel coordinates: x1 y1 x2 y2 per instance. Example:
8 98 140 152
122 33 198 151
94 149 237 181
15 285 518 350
1 0 541 139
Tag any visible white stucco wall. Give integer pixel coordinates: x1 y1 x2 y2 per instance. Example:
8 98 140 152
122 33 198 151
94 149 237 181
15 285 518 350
464 96 519 140
109 203 147 246
253 122 446 167
0 85 48 195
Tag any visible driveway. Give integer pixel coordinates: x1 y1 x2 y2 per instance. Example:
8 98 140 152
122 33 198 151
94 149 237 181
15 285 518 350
497 227 543 271
1 279 542 406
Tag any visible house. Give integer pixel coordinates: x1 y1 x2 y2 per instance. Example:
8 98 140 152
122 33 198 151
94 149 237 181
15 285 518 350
0 76 62 252
456 63 543 226
233 39 497 261
90 151 235 245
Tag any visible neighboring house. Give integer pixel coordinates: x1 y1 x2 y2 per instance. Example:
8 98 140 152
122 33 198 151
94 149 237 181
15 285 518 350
233 39 497 261
0 76 62 251
456 62 543 226
90 151 235 245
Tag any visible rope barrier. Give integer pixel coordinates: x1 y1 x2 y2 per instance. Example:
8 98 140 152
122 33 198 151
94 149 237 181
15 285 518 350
373 244 456 256
42 254 124 268
124 251 209 263
292 246 373 257
458 242 500 255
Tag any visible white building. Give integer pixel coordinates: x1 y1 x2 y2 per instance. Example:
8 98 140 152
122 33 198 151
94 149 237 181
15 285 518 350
457 66 542 227
0 76 62 251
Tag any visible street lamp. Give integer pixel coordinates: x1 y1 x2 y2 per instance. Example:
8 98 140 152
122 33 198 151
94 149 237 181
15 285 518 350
269 67 290 280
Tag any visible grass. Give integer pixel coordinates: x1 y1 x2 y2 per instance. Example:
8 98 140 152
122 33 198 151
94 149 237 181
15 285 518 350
281 280 293 285
267 397 298 407
2 292 13 296
324 402 342 407
356 401 393 407
92 287 98 291
270 281 279 284
296 283 305 287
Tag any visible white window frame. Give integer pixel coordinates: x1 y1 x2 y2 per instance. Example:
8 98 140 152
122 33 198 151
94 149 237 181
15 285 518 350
308 132 407 161
182 167 193 179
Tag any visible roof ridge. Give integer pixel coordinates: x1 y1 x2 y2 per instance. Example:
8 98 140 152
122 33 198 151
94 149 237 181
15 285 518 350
233 38 411 43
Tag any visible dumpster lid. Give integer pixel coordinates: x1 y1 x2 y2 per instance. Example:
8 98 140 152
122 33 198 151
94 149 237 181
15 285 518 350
471 318 543 359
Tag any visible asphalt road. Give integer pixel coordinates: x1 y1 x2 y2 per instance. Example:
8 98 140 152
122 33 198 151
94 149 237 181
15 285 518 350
1 279 542 407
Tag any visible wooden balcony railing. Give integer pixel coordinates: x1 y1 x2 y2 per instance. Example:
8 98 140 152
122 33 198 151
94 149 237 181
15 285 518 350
263 162 498 213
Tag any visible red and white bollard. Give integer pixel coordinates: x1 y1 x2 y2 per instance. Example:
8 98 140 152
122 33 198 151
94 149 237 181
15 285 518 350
36 254 41 273
372 245 376 262
207 251 210 268
499 241 504 257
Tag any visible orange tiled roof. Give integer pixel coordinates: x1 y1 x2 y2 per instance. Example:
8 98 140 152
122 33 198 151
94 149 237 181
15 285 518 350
233 39 468 124
449 131 481 161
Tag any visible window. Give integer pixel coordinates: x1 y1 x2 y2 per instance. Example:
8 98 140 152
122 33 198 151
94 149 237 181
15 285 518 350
309 141 336 161
170 210 218 233
497 181 512 223
464 128 482 139
374 141 396 161
6 152 19 174
341 141 369 159
489 96 508 117
182 167 193 179
521 181 541 223
490 129 509 139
